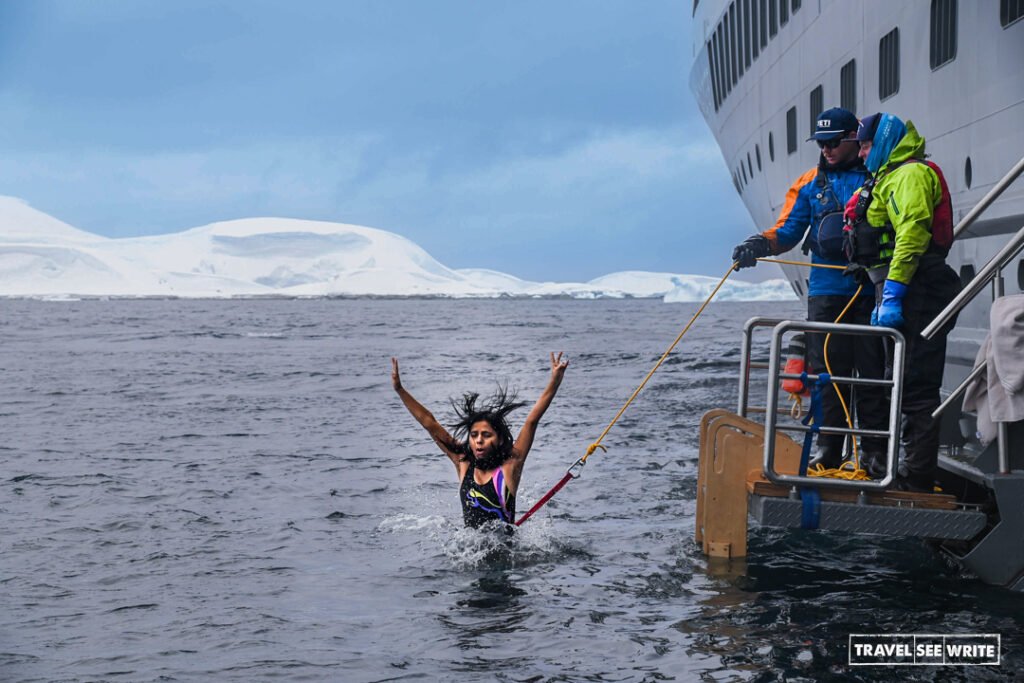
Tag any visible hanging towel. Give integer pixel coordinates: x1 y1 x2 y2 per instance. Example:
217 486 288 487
963 294 1024 445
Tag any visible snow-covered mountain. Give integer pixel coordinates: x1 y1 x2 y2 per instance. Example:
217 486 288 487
0 196 796 301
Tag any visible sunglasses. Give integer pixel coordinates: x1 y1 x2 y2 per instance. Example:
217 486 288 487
817 135 854 150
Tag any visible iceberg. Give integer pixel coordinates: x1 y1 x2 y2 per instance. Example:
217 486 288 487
0 196 798 301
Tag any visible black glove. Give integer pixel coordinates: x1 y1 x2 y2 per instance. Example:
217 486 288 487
731 235 771 269
842 262 872 287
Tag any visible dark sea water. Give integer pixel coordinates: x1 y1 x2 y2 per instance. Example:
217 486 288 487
2 298 1022 682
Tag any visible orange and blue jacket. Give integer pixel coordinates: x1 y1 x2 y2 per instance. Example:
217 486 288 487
762 161 868 297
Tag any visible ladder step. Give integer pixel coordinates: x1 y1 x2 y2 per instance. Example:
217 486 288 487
747 477 959 509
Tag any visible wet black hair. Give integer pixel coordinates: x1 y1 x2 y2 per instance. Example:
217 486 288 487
448 386 526 471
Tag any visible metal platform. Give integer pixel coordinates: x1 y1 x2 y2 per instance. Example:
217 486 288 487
749 495 988 540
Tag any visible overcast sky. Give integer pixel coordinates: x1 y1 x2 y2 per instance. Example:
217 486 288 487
0 0 756 281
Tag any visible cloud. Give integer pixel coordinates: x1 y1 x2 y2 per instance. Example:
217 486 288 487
0 123 749 280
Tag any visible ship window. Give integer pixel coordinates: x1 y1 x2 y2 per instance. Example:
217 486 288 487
722 19 731 93
769 0 778 37
733 172 740 194
720 17 729 94
751 0 760 60
741 163 748 184
743 0 753 69
959 264 975 288
693 0 701 17
1001 0 1024 27
930 0 957 70
717 24 730 98
747 152 754 177
1018 259 1024 291
769 131 775 161
729 2 745 81
965 156 973 189
809 85 823 137
840 59 857 113
793 280 803 297
730 3 742 82
756 144 762 170
879 28 900 101
760 0 768 47
711 41 721 110
792 0 801 12
708 42 716 109
786 106 798 154
710 36 720 109
780 0 789 26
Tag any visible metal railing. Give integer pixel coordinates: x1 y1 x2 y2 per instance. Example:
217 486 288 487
920 155 1024 475
738 316 788 417
921 222 1024 340
740 318 906 491
932 359 987 420
953 154 1024 240
922 153 1024 338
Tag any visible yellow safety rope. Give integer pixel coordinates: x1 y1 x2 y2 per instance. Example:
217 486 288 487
757 257 847 270
788 393 804 419
578 263 739 465
756 257 872 481
808 282 872 481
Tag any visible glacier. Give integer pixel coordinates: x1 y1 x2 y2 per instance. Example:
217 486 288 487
0 196 797 301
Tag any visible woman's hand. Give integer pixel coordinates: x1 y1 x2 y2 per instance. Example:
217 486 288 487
550 351 568 384
391 357 403 392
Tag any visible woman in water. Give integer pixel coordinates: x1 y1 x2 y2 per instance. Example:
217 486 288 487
391 353 569 528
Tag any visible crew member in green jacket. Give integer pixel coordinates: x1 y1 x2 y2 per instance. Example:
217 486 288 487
846 113 961 491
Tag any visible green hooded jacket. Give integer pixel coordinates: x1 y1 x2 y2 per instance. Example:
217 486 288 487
864 121 945 284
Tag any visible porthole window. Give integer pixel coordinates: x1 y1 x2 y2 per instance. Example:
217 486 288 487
741 163 748 184
756 144 762 170
769 132 775 161
747 152 753 177
1018 259 1024 291
959 263 975 288
965 156 973 189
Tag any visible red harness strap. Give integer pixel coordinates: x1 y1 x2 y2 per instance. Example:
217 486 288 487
514 471 573 526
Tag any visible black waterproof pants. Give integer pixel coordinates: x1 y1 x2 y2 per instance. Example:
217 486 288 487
806 294 890 465
876 257 962 489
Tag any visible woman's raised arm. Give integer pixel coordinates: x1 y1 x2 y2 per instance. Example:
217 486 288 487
392 358 461 467
510 352 568 465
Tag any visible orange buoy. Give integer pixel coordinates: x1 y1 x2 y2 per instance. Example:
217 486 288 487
781 333 809 396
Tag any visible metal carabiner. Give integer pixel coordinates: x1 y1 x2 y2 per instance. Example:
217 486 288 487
567 457 587 479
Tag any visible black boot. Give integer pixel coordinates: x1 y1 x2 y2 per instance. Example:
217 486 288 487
860 449 888 479
810 444 843 470
898 411 940 492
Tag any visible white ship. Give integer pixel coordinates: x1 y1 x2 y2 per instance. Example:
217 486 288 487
688 0 1024 589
